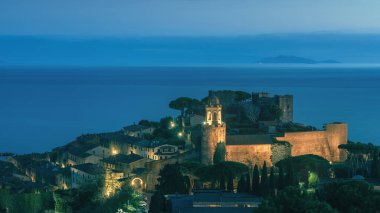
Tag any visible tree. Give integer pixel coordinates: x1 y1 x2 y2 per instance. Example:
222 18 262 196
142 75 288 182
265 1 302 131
256 187 337 213
149 191 165 213
219 175 226 190
339 141 378 177
169 97 201 116
157 163 187 194
269 167 276 196
213 142 226 164
252 164 260 195
234 91 251 102
371 151 380 178
227 175 234 191
237 176 246 193
276 155 330 185
260 161 270 197
278 165 285 190
285 160 296 187
317 180 380 213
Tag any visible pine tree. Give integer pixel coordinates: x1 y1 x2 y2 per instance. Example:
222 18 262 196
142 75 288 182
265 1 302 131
227 175 234 191
278 165 285 190
260 161 270 197
371 151 380 178
269 167 275 196
252 164 260 195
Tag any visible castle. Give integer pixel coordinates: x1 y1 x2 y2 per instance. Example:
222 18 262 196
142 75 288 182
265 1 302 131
201 94 347 166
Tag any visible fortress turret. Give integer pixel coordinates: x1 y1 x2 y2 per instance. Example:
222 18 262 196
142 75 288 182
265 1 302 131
201 92 226 165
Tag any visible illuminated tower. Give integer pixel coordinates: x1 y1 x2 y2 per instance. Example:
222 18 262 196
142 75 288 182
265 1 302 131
201 92 226 165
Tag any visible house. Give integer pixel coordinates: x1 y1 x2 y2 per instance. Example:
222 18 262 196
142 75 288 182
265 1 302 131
130 140 179 160
67 150 101 166
85 145 111 159
123 124 156 138
100 153 146 174
70 163 105 188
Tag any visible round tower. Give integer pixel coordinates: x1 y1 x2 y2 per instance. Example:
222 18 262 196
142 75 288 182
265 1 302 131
201 93 226 165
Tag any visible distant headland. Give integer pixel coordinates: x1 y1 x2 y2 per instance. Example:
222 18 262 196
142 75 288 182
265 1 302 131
256 55 340 64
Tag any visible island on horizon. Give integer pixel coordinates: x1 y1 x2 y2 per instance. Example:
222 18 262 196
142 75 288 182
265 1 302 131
256 55 340 64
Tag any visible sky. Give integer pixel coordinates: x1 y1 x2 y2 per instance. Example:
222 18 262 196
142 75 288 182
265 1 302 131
1 0 380 36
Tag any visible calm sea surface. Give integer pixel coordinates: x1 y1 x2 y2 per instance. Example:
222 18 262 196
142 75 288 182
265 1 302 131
1 65 379 153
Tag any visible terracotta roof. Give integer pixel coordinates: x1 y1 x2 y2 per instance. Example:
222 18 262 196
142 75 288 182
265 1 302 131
101 153 144 164
226 134 274 145
72 163 104 175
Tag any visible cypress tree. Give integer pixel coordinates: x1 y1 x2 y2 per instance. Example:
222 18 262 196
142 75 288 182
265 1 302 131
149 191 165 213
252 164 260 195
213 142 226 164
245 174 251 193
371 151 380 178
260 161 270 197
278 165 285 190
286 160 296 186
269 167 275 196
227 175 234 191
220 175 226 190
237 176 245 193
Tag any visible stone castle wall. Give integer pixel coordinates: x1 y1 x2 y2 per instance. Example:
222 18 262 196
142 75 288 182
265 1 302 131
276 123 347 162
278 95 293 123
226 144 272 167
201 124 226 165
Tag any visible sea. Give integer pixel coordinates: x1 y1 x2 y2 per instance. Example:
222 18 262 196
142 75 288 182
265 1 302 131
1 65 379 153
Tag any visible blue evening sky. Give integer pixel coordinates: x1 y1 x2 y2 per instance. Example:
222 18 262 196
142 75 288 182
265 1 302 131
1 0 380 36
1 0 380 65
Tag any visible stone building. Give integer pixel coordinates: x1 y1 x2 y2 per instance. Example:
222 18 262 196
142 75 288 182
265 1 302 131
276 123 348 162
201 95 347 167
201 94 226 165
252 92 293 123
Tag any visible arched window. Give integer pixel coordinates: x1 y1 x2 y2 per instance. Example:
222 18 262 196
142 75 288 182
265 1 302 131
213 112 218 122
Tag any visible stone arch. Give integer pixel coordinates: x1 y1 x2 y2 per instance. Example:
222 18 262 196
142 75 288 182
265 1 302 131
131 177 144 189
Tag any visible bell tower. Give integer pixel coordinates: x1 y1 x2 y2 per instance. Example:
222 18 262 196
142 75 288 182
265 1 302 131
201 91 226 165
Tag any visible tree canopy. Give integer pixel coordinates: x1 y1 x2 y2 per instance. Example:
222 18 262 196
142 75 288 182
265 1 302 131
213 142 226 164
276 155 331 184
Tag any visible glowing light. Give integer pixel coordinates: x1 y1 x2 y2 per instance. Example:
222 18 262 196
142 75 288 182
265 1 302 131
169 121 176 128
178 132 183 137
131 177 143 188
111 148 119 155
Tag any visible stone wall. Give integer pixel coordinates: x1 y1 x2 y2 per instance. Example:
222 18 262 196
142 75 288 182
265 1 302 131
275 123 347 162
277 95 293 123
201 124 226 165
226 144 272 167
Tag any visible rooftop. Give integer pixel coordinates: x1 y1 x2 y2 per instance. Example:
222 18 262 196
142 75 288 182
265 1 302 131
101 153 144 164
134 140 168 148
226 134 274 145
72 163 105 175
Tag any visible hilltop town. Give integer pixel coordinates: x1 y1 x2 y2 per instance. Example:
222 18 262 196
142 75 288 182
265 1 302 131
1 90 379 213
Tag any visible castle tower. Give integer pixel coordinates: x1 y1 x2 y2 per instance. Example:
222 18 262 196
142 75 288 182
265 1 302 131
326 123 348 162
201 92 226 165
